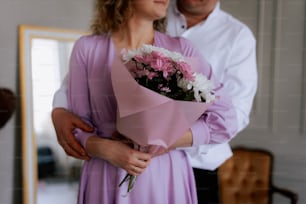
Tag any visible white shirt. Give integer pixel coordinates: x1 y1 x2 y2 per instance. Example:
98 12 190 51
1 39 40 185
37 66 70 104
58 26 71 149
53 1 258 170
167 1 257 170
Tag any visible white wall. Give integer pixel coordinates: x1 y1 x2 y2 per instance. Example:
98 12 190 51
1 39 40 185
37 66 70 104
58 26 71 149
0 0 93 203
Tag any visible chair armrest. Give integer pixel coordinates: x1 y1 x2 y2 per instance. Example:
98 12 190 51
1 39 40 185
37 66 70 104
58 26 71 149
271 185 298 204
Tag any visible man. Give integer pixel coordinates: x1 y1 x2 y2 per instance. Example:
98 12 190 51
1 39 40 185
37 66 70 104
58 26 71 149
52 0 257 203
166 0 257 203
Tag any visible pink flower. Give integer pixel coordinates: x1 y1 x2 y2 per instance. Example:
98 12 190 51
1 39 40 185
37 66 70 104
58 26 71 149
176 61 194 81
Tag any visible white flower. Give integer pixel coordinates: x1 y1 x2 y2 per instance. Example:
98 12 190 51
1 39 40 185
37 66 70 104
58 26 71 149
192 73 215 102
193 73 213 92
126 44 186 62
178 73 215 102
201 92 216 103
122 49 140 63
177 77 193 91
152 46 185 62
139 44 154 55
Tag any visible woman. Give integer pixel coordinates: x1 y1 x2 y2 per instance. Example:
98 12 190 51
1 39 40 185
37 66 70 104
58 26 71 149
67 0 237 203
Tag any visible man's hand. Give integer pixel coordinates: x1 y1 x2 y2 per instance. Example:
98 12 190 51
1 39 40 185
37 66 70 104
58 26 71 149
51 108 93 160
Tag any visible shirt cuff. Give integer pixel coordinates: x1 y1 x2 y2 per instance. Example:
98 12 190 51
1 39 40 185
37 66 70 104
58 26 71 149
52 75 68 108
52 88 68 108
190 120 210 146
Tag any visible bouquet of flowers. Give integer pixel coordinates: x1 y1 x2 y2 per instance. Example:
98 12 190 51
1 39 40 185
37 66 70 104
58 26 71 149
111 44 216 194
122 45 215 103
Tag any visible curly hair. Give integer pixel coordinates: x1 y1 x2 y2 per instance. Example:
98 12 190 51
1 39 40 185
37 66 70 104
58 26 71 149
90 0 167 34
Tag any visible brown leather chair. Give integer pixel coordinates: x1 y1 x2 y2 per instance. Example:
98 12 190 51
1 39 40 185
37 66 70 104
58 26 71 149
218 147 298 204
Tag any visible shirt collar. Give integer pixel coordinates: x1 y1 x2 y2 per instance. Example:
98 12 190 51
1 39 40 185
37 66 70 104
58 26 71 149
171 0 181 16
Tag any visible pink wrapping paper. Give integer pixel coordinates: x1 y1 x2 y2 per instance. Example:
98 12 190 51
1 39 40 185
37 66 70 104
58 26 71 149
111 57 211 152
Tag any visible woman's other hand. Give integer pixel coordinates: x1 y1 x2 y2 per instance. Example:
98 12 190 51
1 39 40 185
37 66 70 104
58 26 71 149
152 129 194 157
86 136 152 176
169 129 193 149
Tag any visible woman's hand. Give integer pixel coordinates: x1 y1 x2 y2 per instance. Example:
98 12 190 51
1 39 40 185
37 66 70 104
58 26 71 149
86 136 152 176
148 129 193 158
152 129 194 157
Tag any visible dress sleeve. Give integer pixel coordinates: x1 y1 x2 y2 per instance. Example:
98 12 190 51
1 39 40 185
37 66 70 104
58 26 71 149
67 36 97 148
178 37 239 145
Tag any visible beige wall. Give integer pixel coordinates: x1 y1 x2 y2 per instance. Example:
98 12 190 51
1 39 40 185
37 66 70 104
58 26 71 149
0 0 93 203
0 0 305 204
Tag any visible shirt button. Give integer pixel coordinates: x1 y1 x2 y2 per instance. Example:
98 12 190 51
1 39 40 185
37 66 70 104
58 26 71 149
181 25 185 29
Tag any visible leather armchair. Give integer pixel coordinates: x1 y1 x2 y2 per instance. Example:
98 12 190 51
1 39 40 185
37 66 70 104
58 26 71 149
218 147 298 204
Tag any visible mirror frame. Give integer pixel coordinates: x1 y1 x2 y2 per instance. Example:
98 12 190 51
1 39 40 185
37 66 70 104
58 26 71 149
19 25 85 204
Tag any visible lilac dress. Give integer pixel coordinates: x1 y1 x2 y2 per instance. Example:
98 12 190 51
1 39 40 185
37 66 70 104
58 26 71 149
68 31 237 204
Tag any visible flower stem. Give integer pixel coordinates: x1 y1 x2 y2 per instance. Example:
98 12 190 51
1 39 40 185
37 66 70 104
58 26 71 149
119 173 137 194
118 173 130 187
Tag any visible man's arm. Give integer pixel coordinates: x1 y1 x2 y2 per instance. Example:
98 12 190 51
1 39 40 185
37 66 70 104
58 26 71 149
52 76 93 160
181 25 258 170
223 26 257 132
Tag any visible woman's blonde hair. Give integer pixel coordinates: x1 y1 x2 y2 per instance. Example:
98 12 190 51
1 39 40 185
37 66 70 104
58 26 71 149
90 0 167 34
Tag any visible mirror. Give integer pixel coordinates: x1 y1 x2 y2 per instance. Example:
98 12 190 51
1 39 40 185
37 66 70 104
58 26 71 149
19 25 86 204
